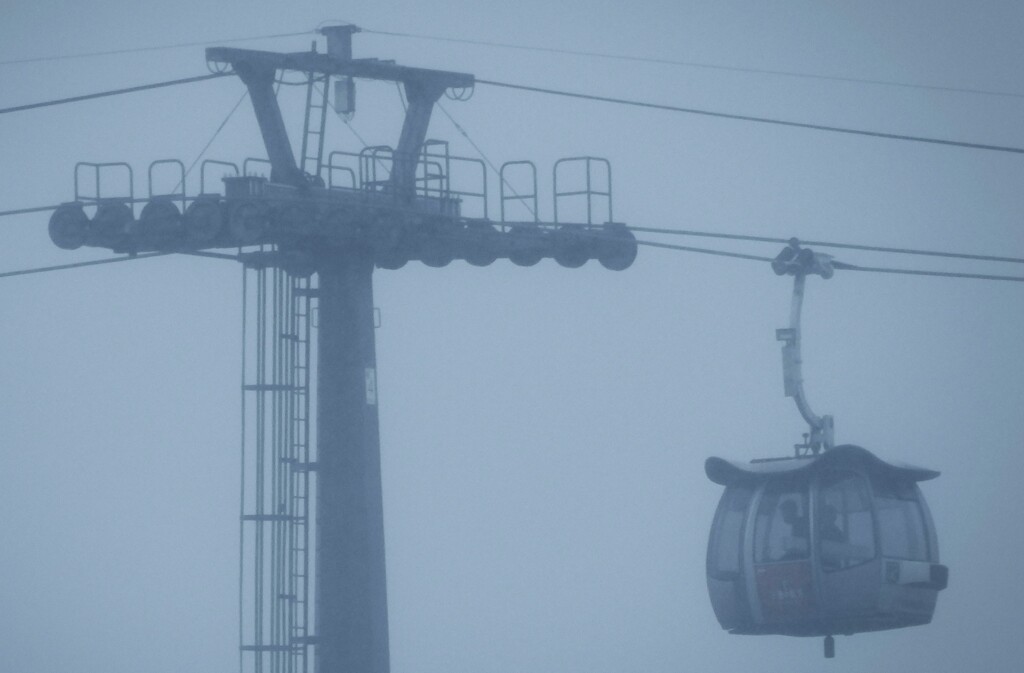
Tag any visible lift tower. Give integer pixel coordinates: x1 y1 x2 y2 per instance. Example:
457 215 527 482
47 25 637 673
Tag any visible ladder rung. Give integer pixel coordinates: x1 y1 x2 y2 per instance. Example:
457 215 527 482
243 384 302 392
241 514 302 522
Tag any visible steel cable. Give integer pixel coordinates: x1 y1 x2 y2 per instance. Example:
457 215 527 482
476 79 1024 155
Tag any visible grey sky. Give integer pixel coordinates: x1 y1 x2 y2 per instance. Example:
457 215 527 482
1 2 1022 672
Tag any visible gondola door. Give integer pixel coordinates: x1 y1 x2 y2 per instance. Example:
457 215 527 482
749 479 817 628
815 470 880 630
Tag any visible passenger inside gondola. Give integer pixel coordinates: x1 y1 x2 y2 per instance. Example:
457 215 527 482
706 444 947 643
781 500 808 538
817 503 848 570
772 495 809 560
818 504 845 542
818 472 875 570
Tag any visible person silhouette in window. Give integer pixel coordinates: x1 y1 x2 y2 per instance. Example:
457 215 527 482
818 503 848 570
779 499 809 559
818 504 845 543
780 500 808 536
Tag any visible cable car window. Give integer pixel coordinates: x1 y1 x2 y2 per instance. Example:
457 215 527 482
708 484 753 578
873 477 929 561
753 480 809 563
818 471 877 571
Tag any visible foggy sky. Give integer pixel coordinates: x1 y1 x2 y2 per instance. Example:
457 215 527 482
1 2 1022 672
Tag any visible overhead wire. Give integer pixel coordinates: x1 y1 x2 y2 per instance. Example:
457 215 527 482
1 197 173 220
0 252 170 279
0 248 238 280
0 30 1018 284
476 79 1024 155
628 236 1024 281
634 238 774 263
0 30 313 67
0 204 63 218
628 227 1024 280
629 226 1024 265
625 234 1024 281
6 235 1020 283
5 25 1018 102
362 27 1024 101
0 72 230 115
2 86 246 220
831 261 1024 283
4 56 1020 160
4 196 1020 275
181 250 240 261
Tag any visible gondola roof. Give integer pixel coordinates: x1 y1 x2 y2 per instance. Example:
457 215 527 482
705 444 940 486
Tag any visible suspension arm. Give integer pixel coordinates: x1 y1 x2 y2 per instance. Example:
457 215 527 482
773 241 835 454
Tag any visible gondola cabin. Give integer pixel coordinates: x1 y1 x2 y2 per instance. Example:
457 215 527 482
705 445 947 639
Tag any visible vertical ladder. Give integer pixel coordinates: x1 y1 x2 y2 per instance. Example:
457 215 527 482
241 259 316 673
300 72 331 180
286 274 316 673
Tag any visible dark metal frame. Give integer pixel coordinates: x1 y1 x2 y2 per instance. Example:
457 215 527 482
147 159 187 211
553 156 612 224
74 161 134 211
499 160 539 225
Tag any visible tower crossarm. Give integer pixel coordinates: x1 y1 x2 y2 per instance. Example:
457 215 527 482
205 47 473 91
206 45 473 194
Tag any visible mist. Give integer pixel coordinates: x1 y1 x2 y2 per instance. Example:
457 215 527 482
2 2 1022 672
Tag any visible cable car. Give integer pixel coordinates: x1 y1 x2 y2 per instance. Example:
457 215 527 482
705 445 948 642
704 242 949 657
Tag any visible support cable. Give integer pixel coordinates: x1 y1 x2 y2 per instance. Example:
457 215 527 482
0 204 63 217
0 30 312 67
174 88 250 193
363 27 1024 101
180 250 241 261
314 83 392 179
0 73 230 115
831 261 1024 282
630 225 1024 265
0 250 235 280
3 236 1021 283
632 236 1024 281
396 82 408 112
635 238 774 263
435 101 537 219
8 25 1017 102
3 200 1019 269
1 196 170 220
0 203 62 216
0 252 169 278
476 79 1024 155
